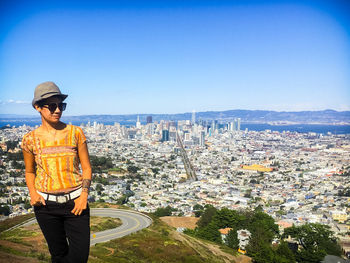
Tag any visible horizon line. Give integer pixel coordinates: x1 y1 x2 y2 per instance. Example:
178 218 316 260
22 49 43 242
0 108 349 118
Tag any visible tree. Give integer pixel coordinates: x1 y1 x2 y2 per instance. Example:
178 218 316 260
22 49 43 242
248 211 279 243
96 184 104 192
153 206 173 217
0 205 10 216
127 165 140 174
116 195 128 205
90 155 114 173
196 205 217 228
211 207 243 229
226 229 239 249
196 222 222 243
6 140 19 151
151 168 159 175
283 223 341 263
193 204 204 217
24 199 32 209
246 232 275 263
95 176 110 185
338 188 350 197
244 189 252 198
275 241 296 263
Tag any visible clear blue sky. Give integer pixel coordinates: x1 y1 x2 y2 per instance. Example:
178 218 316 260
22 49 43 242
0 0 349 116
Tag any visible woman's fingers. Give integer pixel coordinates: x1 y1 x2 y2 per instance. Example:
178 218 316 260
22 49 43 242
39 196 46 205
71 203 84 215
30 192 46 206
71 197 87 215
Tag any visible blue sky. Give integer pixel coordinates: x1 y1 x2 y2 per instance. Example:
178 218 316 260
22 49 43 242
0 0 349 116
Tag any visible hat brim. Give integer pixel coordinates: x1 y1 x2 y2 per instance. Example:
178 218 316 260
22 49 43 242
32 94 68 108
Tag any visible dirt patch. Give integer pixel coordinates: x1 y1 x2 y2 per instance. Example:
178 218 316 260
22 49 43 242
172 231 252 263
0 232 49 259
105 247 115 256
22 234 48 254
232 255 252 263
160 216 199 229
0 250 40 263
206 243 251 263
21 225 48 254
0 239 33 253
23 223 41 232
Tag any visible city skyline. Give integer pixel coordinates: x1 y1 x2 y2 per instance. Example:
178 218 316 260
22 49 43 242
1 0 350 116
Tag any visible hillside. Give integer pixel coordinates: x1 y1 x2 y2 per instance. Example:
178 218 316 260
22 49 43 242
1 109 349 125
0 211 251 263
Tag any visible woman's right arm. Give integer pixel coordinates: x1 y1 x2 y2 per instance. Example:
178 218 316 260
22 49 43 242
23 150 46 206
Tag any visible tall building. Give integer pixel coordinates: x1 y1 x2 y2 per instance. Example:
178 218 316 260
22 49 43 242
136 115 141 129
211 120 215 132
229 122 234 131
162 130 169 142
200 131 205 146
192 110 196 124
147 123 154 135
232 118 241 131
146 116 152 124
184 131 190 141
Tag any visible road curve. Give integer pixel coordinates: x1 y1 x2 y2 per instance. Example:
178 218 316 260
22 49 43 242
17 208 152 246
90 208 152 246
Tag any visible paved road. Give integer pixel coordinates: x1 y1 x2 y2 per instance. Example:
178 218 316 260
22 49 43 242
17 208 152 246
90 208 152 246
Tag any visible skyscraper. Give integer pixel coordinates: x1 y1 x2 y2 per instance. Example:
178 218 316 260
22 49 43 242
200 131 205 146
162 130 169 142
192 110 196 124
136 115 141 129
146 116 152 124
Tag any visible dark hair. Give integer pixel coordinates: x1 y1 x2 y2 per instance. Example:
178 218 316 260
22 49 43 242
35 95 63 108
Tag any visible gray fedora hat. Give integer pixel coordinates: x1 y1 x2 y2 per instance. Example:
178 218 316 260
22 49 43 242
32 81 68 108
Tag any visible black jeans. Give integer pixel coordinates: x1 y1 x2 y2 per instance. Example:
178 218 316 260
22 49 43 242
34 200 90 263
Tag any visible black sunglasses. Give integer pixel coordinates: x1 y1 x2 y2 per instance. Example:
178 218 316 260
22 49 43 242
42 102 67 113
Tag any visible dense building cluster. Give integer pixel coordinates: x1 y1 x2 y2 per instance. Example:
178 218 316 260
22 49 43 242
0 119 349 250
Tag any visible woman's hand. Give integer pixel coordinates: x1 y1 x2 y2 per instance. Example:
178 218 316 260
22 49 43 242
71 192 88 216
30 191 46 206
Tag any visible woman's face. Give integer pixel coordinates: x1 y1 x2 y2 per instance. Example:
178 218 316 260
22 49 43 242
35 96 64 124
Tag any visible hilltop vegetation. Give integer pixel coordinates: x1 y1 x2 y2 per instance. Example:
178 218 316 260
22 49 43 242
0 204 342 263
89 216 246 263
183 205 342 263
0 206 250 263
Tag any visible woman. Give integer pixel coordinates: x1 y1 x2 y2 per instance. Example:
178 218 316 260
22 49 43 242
22 81 92 263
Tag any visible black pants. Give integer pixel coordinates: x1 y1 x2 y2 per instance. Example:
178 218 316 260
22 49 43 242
34 200 90 263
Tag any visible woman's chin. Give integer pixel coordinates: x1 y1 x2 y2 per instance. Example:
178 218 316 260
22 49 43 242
49 117 61 124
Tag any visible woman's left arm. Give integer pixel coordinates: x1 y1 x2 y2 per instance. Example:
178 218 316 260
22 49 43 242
71 141 92 216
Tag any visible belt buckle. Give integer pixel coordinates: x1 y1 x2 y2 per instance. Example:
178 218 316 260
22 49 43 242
56 195 68 203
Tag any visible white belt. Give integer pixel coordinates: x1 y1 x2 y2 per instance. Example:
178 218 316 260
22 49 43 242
37 187 82 204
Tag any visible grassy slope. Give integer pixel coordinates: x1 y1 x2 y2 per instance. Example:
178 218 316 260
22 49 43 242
0 206 248 263
89 216 243 263
90 216 122 232
0 213 35 232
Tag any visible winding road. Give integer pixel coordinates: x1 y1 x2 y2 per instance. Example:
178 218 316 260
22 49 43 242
16 208 153 246
90 208 152 246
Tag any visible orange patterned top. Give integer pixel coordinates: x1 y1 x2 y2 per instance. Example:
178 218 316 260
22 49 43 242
21 125 87 193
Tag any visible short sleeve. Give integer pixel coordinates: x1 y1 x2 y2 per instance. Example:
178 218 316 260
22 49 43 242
75 126 87 146
21 133 34 153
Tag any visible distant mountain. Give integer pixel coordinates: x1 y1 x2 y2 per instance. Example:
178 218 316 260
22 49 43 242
1 109 349 124
0 114 37 118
